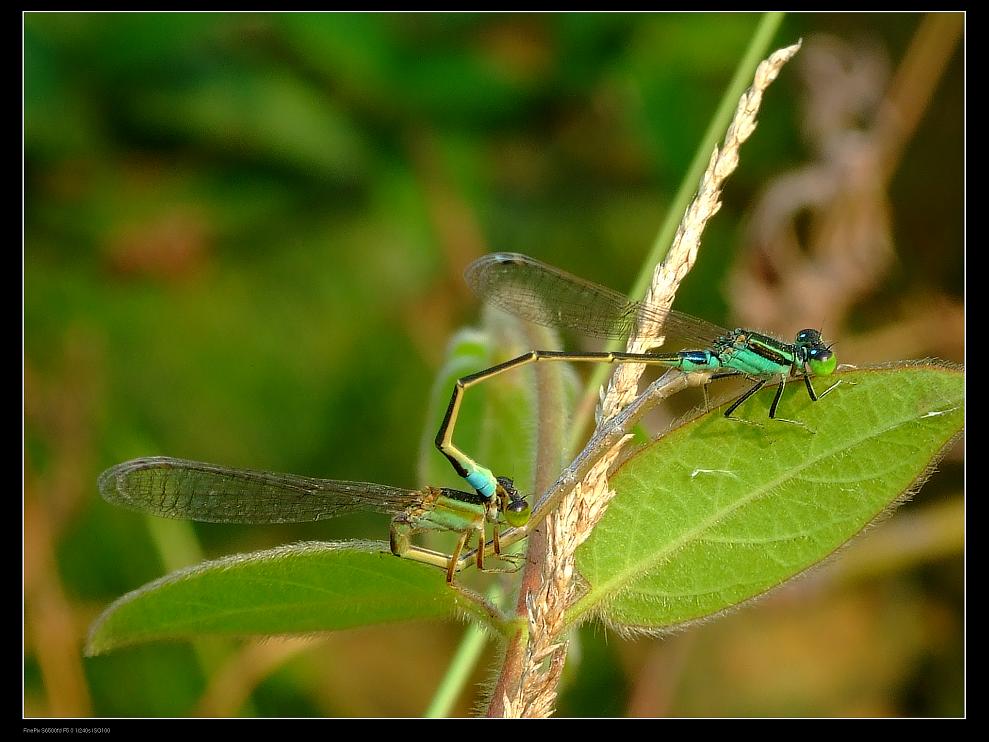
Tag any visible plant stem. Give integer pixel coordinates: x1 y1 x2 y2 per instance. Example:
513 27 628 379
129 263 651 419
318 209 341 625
425 585 504 718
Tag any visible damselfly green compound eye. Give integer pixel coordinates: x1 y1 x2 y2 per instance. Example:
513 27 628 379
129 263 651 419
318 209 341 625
496 476 530 528
807 346 838 376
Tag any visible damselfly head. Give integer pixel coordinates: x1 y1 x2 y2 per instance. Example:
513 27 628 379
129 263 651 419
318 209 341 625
497 476 531 528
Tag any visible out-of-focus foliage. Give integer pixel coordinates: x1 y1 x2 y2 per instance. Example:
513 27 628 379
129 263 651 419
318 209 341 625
25 13 962 717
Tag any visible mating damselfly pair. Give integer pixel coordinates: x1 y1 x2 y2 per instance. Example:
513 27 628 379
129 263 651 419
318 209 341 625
99 253 840 583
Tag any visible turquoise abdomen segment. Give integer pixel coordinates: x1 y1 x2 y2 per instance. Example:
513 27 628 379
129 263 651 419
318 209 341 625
465 467 497 498
674 350 720 373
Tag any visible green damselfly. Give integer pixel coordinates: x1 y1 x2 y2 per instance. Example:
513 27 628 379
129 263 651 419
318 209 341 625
435 253 841 498
98 457 530 583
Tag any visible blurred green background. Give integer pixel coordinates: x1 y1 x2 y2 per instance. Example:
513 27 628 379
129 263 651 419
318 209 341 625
24 12 963 717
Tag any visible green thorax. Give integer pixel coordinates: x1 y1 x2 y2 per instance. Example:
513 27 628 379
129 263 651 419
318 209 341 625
411 487 489 534
716 330 798 376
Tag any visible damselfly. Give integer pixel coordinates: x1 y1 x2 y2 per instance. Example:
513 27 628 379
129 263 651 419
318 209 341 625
99 456 530 583
435 253 840 498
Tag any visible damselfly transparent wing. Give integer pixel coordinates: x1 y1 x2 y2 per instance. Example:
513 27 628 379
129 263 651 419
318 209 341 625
465 252 728 347
98 457 423 524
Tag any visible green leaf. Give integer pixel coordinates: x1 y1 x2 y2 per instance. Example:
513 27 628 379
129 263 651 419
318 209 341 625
86 541 464 655
571 362 964 631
